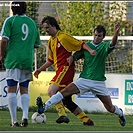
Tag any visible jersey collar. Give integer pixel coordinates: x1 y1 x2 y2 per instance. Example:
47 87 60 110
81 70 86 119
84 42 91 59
90 40 103 47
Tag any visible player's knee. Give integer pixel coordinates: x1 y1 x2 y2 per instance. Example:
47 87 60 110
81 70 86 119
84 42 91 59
19 80 30 88
7 79 18 86
48 89 56 97
47 91 52 97
48 85 59 97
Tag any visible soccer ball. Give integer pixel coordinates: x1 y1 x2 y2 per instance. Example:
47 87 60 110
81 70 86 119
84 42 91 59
31 112 46 124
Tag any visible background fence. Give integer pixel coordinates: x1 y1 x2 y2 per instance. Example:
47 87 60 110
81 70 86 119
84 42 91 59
0 36 132 74
34 36 133 74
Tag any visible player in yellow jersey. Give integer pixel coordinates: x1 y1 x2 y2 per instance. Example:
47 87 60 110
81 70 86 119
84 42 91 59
34 16 96 125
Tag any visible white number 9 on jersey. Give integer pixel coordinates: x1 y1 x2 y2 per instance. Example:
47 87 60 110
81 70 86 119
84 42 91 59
21 23 28 41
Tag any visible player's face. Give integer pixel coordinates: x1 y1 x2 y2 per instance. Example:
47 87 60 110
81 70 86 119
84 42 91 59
93 30 104 44
43 23 57 37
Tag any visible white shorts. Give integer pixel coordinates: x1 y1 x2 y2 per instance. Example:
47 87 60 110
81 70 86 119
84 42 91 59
6 68 33 83
73 78 109 96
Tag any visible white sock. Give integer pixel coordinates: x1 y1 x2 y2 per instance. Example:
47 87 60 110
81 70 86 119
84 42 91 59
44 92 63 111
8 93 17 123
114 105 123 117
21 94 30 120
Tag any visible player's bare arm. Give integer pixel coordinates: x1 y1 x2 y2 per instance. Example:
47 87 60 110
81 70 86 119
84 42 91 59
83 43 96 56
0 38 8 62
34 61 53 78
110 22 120 47
67 55 74 66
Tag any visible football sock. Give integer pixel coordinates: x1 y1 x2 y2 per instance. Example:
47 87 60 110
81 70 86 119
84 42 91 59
7 93 18 123
21 94 30 120
76 111 90 123
44 92 64 111
55 103 67 116
114 105 123 117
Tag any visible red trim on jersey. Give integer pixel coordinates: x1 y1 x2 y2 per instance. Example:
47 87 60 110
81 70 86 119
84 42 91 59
82 42 85 47
48 58 53 63
50 66 75 87
55 38 75 69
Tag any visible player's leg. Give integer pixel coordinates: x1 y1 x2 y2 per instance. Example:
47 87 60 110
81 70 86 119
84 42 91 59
48 66 75 124
19 80 30 127
97 95 126 126
43 78 91 112
44 83 80 111
48 84 69 124
92 80 126 126
19 69 32 127
7 79 19 127
62 96 94 126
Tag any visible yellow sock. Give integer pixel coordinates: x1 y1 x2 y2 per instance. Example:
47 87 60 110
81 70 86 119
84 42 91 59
76 112 90 123
55 103 67 117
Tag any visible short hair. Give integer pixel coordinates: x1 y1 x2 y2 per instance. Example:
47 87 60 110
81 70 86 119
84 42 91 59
41 16 61 30
94 25 106 38
11 2 26 15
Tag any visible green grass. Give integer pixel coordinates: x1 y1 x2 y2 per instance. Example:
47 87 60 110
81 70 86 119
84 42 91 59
0 110 133 131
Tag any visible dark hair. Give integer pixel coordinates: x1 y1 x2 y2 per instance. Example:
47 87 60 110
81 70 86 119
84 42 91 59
94 25 106 38
41 16 61 30
11 2 26 15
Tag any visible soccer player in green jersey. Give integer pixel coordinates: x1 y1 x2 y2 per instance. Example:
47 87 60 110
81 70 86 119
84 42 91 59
0 2 41 127
37 22 126 126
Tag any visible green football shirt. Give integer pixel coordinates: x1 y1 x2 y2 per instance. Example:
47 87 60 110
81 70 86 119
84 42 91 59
74 41 114 81
1 14 41 71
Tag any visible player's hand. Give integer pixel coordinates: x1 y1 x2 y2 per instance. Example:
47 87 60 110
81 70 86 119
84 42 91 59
67 55 74 66
34 69 41 78
114 22 120 32
89 50 96 56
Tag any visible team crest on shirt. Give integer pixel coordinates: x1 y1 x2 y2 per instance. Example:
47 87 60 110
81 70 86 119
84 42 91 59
57 42 61 48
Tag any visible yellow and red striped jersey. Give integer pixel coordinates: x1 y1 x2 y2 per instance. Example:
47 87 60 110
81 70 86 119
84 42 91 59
48 31 84 70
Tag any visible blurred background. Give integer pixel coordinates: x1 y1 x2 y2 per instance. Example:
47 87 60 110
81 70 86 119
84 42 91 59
0 1 132 74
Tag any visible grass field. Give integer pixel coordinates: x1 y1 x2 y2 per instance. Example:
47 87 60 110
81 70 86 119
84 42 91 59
0 110 133 132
